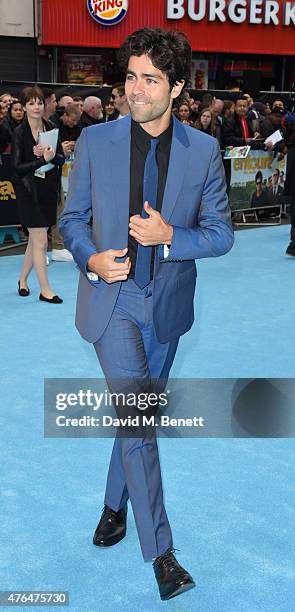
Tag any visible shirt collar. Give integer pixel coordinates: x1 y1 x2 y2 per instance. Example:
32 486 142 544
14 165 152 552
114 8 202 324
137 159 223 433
131 118 173 153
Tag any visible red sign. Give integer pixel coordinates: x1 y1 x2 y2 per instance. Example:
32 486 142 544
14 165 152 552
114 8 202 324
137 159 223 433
87 0 128 26
41 0 295 55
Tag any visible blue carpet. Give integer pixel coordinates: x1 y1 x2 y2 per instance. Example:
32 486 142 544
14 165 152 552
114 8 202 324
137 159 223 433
1 225 295 611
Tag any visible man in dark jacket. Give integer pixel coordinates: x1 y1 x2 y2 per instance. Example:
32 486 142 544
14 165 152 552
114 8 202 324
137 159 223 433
222 96 258 148
59 103 82 147
49 94 74 128
79 96 104 130
260 106 285 139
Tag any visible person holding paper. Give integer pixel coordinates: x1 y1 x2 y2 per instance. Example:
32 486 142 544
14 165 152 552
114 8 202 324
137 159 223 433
260 106 285 147
12 86 65 303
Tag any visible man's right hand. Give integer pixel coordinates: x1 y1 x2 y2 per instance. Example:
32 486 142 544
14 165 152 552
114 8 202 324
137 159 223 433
87 248 131 283
62 141 73 157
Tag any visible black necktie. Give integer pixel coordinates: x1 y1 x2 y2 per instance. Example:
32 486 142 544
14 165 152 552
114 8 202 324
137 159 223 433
134 138 159 289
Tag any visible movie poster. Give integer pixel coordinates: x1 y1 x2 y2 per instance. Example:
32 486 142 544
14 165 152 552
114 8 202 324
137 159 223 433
228 150 286 211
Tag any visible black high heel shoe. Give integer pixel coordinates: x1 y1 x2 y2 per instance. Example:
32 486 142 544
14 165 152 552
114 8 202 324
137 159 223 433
18 281 30 297
39 293 63 304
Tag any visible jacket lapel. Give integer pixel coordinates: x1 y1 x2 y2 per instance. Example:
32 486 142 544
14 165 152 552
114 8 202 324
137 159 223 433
109 116 131 244
161 115 190 222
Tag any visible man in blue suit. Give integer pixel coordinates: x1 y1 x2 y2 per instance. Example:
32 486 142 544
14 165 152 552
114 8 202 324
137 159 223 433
60 28 234 601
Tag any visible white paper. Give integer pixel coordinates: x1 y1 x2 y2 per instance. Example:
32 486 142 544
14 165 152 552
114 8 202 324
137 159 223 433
37 129 59 173
264 129 283 147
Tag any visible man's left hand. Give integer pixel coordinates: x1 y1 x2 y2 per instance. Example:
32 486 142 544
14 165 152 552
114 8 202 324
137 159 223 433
129 202 173 246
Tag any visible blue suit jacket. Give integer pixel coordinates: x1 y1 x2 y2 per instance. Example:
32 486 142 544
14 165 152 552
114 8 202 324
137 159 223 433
60 114 234 344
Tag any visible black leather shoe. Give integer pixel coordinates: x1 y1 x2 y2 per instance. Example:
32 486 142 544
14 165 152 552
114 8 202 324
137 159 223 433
39 293 63 304
93 504 127 547
18 281 30 297
153 548 195 601
286 243 295 257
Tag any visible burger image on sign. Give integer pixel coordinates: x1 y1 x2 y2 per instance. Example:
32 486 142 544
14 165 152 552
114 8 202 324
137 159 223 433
87 0 128 25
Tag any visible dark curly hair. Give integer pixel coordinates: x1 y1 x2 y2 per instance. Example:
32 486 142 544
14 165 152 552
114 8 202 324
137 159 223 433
118 28 191 89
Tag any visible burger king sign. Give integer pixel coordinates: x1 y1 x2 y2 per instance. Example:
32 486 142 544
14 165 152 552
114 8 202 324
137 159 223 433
87 0 128 26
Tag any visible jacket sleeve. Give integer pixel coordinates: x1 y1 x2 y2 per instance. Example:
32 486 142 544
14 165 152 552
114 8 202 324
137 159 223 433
59 128 98 281
11 128 46 177
162 139 234 262
51 133 65 167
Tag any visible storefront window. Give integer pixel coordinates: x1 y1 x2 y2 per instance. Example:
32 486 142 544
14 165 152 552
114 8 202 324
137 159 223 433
192 53 280 93
58 49 117 86
223 57 274 91
64 54 103 85
55 47 288 94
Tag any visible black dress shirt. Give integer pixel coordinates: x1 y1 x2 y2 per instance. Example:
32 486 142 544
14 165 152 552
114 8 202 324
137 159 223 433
129 118 172 277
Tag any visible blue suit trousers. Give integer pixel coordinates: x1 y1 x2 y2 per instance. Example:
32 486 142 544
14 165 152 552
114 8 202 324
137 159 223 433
93 279 179 561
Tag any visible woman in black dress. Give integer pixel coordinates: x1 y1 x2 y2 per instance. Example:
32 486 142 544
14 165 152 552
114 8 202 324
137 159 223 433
12 86 64 303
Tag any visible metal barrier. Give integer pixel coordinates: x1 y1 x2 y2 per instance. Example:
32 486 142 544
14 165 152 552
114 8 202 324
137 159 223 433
232 204 282 226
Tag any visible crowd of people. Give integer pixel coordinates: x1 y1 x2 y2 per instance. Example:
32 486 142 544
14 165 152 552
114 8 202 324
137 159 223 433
0 83 294 306
172 90 295 151
0 86 124 152
2 86 294 158
0 84 130 164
